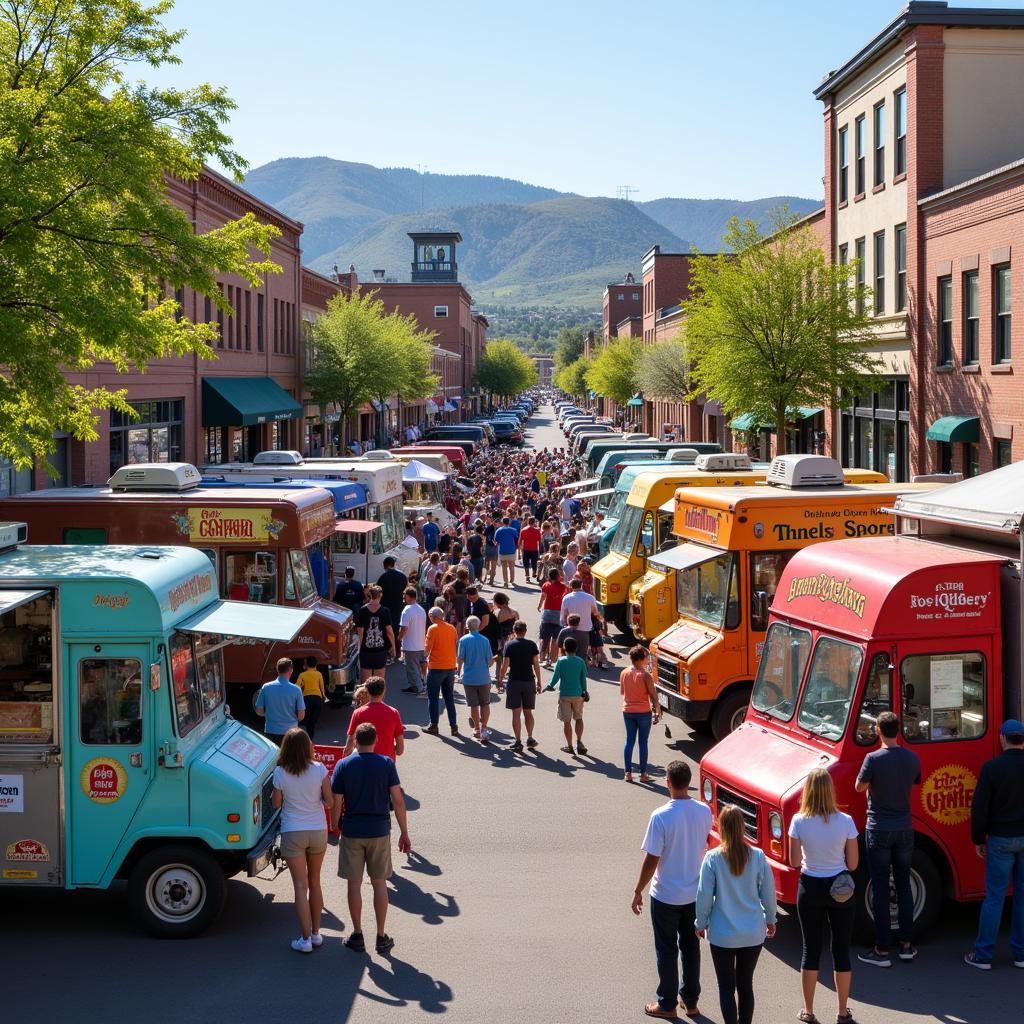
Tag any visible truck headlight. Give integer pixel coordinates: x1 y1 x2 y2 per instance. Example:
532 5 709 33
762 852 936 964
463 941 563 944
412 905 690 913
702 778 713 803
253 796 261 825
769 811 783 841
683 670 690 685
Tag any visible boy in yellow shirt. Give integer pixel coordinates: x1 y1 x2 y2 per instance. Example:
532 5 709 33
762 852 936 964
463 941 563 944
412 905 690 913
296 656 326 740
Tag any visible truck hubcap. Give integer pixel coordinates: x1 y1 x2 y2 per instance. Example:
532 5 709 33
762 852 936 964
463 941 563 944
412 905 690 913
866 866 926 924
147 864 205 922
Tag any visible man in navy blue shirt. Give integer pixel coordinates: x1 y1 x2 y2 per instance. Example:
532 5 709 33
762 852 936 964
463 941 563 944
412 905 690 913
421 512 440 554
331 722 411 954
333 566 364 612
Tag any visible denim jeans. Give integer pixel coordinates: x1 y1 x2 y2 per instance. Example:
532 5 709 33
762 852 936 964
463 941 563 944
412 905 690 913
402 650 424 692
426 668 456 728
865 827 915 948
650 896 701 1011
623 711 652 774
974 834 1024 963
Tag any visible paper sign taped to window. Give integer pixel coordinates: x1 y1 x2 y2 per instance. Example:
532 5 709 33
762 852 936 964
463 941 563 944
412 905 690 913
930 657 964 710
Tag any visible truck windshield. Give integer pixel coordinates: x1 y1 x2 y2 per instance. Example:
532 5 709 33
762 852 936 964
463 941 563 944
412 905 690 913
605 488 629 522
371 497 403 549
796 636 864 741
405 480 442 507
611 504 643 556
675 550 738 629
285 547 317 603
170 631 225 737
750 621 812 721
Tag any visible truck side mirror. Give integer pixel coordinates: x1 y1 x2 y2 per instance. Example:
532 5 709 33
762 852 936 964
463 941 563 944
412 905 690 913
752 590 770 632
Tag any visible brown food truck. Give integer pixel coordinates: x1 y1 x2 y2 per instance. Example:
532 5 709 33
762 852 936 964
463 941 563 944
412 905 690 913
0 464 358 705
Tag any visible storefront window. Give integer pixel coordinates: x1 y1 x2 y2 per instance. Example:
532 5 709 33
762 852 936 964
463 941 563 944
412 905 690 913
110 399 183 474
79 658 142 744
205 427 223 465
840 378 909 481
901 652 986 743
996 440 1013 468
964 443 979 478
857 419 874 471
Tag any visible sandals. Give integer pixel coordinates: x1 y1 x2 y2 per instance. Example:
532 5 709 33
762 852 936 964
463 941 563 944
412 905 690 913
798 1014 819 1024
835 1013 857 1024
643 1004 676 1020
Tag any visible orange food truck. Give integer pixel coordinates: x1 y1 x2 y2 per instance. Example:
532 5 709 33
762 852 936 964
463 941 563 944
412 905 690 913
646 459 934 737
699 464 1024 934
0 464 358 706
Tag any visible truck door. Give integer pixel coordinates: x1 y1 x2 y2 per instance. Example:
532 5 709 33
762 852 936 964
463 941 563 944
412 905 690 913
0 590 61 886
67 643 153 885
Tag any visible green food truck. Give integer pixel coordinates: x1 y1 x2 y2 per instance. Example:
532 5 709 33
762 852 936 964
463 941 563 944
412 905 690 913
0 522 312 937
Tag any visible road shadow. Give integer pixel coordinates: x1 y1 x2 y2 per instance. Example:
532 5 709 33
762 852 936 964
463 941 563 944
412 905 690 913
362 953 454 1013
388 870 459 925
404 850 443 877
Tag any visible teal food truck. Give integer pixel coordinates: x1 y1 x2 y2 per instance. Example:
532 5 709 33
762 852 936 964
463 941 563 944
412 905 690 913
0 523 311 937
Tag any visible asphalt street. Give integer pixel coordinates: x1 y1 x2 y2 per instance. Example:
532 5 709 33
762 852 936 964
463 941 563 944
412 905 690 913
0 406 1013 1024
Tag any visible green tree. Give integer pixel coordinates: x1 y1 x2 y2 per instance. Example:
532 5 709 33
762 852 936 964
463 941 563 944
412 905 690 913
554 324 587 369
0 0 282 469
585 337 643 406
636 338 688 404
474 339 537 401
683 209 880 440
553 355 590 399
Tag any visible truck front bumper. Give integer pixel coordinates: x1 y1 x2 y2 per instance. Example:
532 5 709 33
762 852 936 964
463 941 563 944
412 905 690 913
246 816 280 877
596 601 626 628
655 685 713 723
329 638 360 695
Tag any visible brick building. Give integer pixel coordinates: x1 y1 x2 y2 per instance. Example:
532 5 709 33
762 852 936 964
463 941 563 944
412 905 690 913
817 0 1024 479
602 273 642 339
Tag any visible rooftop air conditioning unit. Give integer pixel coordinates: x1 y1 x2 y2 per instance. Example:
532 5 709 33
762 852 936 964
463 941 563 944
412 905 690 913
665 448 700 462
766 454 844 488
0 521 28 549
108 463 202 492
623 433 650 441
253 450 305 466
361 450 395 460
695 453 753 472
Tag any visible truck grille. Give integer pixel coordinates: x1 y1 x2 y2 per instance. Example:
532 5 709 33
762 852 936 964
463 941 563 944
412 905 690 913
716 786 758 842
260 773 275 827
656 654 678 692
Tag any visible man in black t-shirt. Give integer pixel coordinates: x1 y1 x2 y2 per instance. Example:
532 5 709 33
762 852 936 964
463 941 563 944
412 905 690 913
377 556 408 656
465 585 490 637
466 524 485 581
496 620 542 753
333 566 364 612
357 585 395 683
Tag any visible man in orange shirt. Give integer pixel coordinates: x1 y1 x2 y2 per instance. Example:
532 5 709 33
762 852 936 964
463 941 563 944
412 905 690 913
423 606 458 736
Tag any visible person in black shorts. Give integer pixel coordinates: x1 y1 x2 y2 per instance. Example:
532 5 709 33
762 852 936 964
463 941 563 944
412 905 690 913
356 585 395 684
496 619 542 753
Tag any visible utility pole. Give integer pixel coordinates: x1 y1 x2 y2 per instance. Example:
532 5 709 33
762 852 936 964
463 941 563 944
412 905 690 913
616 185 639 202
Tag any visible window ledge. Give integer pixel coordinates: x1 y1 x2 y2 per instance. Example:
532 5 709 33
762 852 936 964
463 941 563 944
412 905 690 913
991 363 1014 374
838 200 849 210
893 172 907 184
872 182 886 194
936 364 954 373
854 192 866 203
962 364 981 374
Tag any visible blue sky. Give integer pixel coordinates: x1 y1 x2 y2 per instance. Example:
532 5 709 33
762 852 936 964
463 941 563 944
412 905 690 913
154 0 1015 201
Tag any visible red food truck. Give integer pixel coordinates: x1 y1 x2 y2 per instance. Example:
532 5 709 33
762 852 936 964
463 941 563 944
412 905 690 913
698 465 1024 934
0 464 358 706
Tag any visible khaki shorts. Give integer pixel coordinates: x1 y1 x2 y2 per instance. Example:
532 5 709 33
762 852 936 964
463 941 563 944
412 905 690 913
338 834 393 880
499 553 516 563
557 696 585 722
280 828 328 858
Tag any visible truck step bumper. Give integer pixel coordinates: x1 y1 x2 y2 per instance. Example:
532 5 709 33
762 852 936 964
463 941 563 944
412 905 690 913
655 687 712 722
247 821 280 878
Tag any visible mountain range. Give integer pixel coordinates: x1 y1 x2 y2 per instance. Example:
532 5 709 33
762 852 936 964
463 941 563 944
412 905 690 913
244 157 821 308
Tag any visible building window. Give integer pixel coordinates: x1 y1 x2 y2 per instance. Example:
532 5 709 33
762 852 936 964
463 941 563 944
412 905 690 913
963 270 979 364
873 101 885 186
632 292 640 301
964 443 980 478
854 115 865 196
937 441 952 474
257 292 264 352
873 230 885 315
838 243 848 267
244 290 251 351
894 87 907 176
109 398 184 475
204 295 212 325
895 224 907 311
995 264 1011 363
434 305 448 318
205 426 223 465
617 293 624 300
837 126 849 204
938 276 953 366
996 440 1012 468
854 237 865 316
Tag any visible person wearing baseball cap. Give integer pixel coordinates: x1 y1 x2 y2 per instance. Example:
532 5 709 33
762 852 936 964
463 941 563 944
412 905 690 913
964 718 1024 970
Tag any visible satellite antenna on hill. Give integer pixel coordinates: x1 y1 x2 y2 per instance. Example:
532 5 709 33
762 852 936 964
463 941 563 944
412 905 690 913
416 164 428 211
617 185 639 202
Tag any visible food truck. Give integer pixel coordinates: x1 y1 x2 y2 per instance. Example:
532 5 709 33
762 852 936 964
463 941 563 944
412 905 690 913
698 463 1024 934
205 452 418 579
644 459 933 737
0 465 357 705
0 525 310 936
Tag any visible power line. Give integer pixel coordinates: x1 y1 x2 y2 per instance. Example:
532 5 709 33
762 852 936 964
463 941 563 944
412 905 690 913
616 185 639 201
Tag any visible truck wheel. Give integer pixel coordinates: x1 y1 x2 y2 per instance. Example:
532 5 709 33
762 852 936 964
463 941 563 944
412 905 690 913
854 846 942 942
711 687 751 740
129 845 227 938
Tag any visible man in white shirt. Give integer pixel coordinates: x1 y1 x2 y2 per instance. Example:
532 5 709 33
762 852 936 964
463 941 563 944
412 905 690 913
631 760 712 1019
398 587 427 695
558 494 575 526
560 577 601 662
562 542 579 584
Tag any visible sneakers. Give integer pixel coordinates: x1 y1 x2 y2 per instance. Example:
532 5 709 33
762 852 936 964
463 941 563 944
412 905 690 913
345 932 366 952
479 727 490 742
963 951 991 970
376 933 395 954
401 685 418 693
576 742 588 755
1014 958 1024 969
291 936 313 953
561 744 575 755
310 932 323 948
898 944 918 962
526 736 539 748
858 948 892 968
450 723 459 736
511 740 524 752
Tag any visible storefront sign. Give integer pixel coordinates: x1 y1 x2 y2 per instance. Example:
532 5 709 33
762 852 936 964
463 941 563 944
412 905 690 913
178 508 285 543
80 757 128 803
786 573 867 619
0 774 24 813
921 764 976 826
6 839 49 862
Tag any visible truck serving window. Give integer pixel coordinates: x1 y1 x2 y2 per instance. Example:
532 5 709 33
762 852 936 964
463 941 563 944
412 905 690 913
224 551 278 604
169 632 226 736
855 652 893 745
80 658 142 745
193 633 226 715
675 550 739 630
901 652 986 743
751 622 810 721
797 637 864 741
0 595 55 744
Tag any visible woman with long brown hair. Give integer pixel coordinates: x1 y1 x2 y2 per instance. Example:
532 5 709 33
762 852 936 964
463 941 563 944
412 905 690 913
272 727 332 953
695 805 777 1024
788 768 860 1024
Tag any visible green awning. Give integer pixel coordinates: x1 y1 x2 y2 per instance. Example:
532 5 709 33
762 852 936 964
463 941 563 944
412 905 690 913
797 407 824 419
626 397 645 407
729 413 762 432
202 377 303 427
926 415 980 443
731 407 824 433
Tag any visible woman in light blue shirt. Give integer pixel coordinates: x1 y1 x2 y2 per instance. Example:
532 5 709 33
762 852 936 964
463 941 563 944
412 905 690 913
695 805 778 1024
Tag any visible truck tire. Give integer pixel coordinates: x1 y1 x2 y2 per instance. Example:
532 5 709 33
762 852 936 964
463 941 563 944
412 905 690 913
854 846 943 942
711 687 752 740
129 845 227 938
